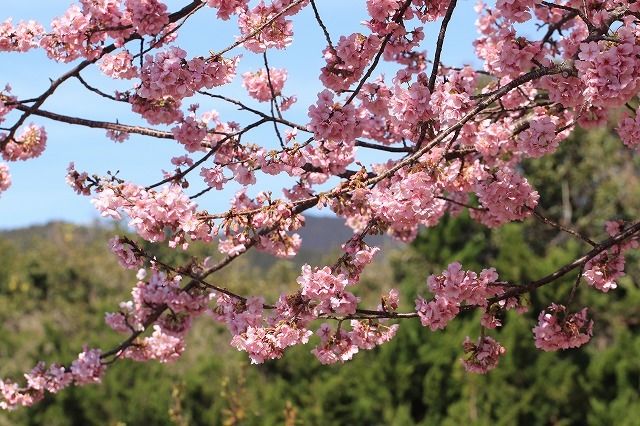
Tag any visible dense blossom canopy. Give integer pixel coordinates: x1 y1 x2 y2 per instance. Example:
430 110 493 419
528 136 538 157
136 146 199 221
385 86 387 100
1 0 640 410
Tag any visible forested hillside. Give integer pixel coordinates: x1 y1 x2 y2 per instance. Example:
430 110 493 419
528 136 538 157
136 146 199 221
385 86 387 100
1 126 640 425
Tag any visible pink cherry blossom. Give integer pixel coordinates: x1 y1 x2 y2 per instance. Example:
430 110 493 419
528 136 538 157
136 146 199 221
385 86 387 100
517 115 559 158
70 346 106 386
206 0 251 20
460 335 505 374
242 68 288 102
533 305 593 351
108 235 142 269
320 33 381 92
583 251 625 293
124 0 169 36
1 124 47 161
0 18 45 52
471 167 539 227
99 51 139 79
0 163 10 195
307 89 361 143
617 109 640 151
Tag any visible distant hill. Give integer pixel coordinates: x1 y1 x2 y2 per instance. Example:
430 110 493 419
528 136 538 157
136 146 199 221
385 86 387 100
1 215 401 270
297 214 395 251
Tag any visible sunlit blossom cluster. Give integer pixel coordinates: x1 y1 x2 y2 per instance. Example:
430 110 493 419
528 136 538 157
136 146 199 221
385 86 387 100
242 67 288 102
0 163 10 195
1 124 47 162
138 46 239 102
415 262 504 331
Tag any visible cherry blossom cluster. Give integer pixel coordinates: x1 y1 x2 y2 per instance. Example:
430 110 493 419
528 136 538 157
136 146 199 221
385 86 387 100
320 33 381 92
212 240 388 364
0 84 16 124
369 166 446 241
124 0 169 36
583 221 639 292
575 27 640 110
532 304 593 351
1 124 47 162
99 51 139 80
298 265 359 316
415 262 504 331
311 320 399 365
0 162 10 196
206 0 251 21
460 335 506 374
65 162 92 196
389 73 434 131
108 235 142 270
210 292 314 364
307 89 361 142
474 3 546 79
470 167 539 228
236 0 306 53
0 18 44 53
105 267 214 363
616 108 640 151
242 67 288 102
0 347 105 411
89 181 209 246
138 46 239 103
517 114 559 158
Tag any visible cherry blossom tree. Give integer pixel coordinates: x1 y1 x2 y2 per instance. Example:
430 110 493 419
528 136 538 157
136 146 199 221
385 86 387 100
1 0 640 410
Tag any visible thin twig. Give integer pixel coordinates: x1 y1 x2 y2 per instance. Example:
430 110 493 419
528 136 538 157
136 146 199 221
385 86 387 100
529 207 597 246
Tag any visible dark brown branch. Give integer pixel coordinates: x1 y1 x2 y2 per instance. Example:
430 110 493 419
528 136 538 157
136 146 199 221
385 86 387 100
492 221 640 303
428 0 458 92
146 118 269 190
310 0 335 53
263 52 285 147
354 140 413 153
12 104 174 139
75 74 119 101
344 0 414 107
197 91 308 132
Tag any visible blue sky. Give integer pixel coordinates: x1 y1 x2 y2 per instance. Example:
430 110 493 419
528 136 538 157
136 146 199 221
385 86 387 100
0 0 492 230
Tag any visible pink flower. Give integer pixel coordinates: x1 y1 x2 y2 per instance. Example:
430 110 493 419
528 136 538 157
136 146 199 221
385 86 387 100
0 163 10 195
205 0 250 20
533 305 593 351
125 0 169 36
583 251 625 293
71 347 106 386
460 335 505 374
108 236 142 270
1 124 47 161
99 51 139 79
518 115 559 158
617 109 640 151
242 68 288 102
307 89 361 143
471 167 538 227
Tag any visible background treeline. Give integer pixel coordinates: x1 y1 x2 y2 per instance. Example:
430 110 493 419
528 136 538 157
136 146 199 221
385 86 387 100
2 125 640 425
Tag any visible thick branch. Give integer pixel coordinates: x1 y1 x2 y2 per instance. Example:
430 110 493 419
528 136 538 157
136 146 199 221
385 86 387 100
12 104 174 139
